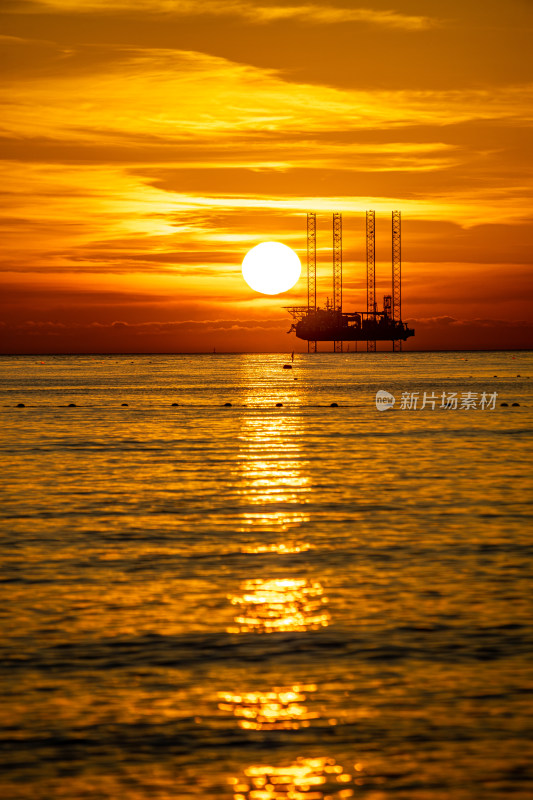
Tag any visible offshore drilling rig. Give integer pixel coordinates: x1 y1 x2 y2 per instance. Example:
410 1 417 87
285 211 414 352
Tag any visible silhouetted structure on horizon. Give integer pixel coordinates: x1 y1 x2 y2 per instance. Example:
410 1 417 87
286 211 414 352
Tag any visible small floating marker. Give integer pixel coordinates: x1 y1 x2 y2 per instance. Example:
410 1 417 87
512 402 520 407
121 403 128 407
16 403 25 408
517 375 521 377
294 377 298 380
330 402 339 407
223 402 232 407
500 402 508 407
275 402 283 407
283 364 292 369
67 403 77 407
171 402 179 407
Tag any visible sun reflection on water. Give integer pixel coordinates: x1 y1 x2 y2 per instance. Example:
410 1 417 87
237 510 311 552
226 365 345 797
230 758 356 799
240 542 311 554
238 511 311 533
238 358 306 409
227 578 330 634
218 683 319 730
237 415 311 506
236 399 311 550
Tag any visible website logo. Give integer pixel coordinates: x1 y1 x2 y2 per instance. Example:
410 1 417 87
375 390 396 411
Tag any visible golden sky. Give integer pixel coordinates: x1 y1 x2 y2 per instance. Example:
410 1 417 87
1 0 532 351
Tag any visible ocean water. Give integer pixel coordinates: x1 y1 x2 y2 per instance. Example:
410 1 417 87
0 351 532 800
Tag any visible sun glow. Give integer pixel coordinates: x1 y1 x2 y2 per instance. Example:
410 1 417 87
227 578 330 634
242 241 301 295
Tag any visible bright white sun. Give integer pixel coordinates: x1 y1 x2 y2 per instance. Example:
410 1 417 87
242 241 301 295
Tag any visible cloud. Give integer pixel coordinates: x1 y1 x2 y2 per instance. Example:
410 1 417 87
184 2 435 30
6 317 287 333
16 1 436 30
3 40 532 152
407 316 533 329
2 24 532 205
3 315 532 355
111 318 285 331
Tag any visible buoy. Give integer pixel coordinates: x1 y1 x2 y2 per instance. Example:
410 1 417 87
121 403 128 407
223 402 232 407
517 375 521 377
294 377 298 380
283 364 292 369
16 403 25 408
275 402 283 407
171 403 179 407
67 403 76 407
330 402 339 407
512 402 520 407
500 402 508 407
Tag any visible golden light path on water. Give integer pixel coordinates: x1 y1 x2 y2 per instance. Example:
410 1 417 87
227 578 329 634
223 367 356 796
218 684 319 731
230 758 358 799
228 382 329 633
235 357 312 553
240 542 311 554
236 415 311 505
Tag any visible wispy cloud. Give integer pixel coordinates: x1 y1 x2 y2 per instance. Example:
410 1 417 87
20 1 436 31
4 43 531 145
4 317 286 332
408 316 533 329
228 2 434 29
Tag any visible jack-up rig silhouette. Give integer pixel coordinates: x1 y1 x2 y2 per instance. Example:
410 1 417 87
285 211 414 352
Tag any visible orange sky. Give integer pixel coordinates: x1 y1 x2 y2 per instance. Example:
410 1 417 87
1 0 532 352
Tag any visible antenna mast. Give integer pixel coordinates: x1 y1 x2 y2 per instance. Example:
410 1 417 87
333 211 342 352
366 210 376 352
392 210 402 352
307 211 317 353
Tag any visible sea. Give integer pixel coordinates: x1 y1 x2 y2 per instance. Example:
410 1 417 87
0 351 532 800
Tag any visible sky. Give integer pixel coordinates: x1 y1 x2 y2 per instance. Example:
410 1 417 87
1 0 532 352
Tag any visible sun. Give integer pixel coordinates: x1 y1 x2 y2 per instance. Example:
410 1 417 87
242 242 301 295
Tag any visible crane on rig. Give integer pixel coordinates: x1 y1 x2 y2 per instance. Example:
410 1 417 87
285 211 414 352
